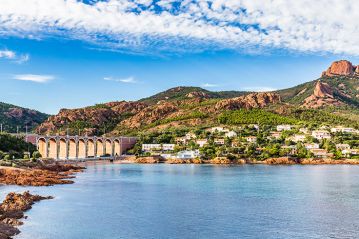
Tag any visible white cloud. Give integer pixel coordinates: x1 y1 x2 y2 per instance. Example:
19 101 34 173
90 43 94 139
201 83 219 88
104 76 137 84
0 0 358 55
13 74 54 83
0 49 30 63
0 50 16 59
241 86 277 92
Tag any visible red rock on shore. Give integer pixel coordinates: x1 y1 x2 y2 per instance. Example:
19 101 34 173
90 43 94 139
0 191 52 239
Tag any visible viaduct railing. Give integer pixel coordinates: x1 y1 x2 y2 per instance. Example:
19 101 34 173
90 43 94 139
36 135 137 160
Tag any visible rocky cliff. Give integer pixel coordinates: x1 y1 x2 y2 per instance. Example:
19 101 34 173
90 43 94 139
215 92 281 110
302 81 344 108
321 60 359 77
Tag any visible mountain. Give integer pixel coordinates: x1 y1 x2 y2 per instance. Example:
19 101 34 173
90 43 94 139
0 102 49 133
139 86 247 105
276 60 359 108
36 60 359 136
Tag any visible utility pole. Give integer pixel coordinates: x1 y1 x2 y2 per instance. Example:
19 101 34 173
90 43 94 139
17 126 19 135
25 125 28 142
0 124 2 133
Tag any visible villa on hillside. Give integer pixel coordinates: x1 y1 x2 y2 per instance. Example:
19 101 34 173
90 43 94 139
269 131 281 139
142 144 175 152
142 144 162 152
342 149 359 157
336 144 350 150
331 126 357 134
177 150 200 159
246 136 257 143
208 127 228 133
304 143 320 149
225 131 237 138
214 138 225 145
196 139 208 147
309 149 333 158
312 130 331 140
290 134 306 142
277 125 292 131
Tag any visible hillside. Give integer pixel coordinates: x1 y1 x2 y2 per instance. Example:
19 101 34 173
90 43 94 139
139 86 247 105
36 60 359 136
276 60 359 108
0 102 49 133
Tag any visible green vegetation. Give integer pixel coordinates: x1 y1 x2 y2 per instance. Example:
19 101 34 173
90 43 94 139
218 109 298 125
139 86 246 105
290 109 359 128
0 133 37 159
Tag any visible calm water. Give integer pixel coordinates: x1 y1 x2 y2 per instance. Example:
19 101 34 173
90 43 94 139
1 163 359 239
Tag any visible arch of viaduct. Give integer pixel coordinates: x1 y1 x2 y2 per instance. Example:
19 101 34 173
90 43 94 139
36 135 137 160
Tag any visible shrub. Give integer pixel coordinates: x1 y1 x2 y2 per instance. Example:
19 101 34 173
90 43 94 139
3 154 10 160
32 151 42 159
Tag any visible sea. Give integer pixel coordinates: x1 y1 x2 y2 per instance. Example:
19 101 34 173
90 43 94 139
1 163 359 239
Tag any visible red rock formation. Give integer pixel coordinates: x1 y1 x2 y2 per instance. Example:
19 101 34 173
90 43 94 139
321 60 355 77
303 81 344 108
186 91 210 99
37 101 147 135
214 92 281 110
0 191 52 239
120 102 178 129
313 80 333 98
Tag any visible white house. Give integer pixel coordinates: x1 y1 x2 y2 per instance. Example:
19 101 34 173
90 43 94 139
304 143 320 149
290 134 306 142
177 150 201 159
312 130 331 140
225 131 237 138
196 139 208 147
342 149 359 156
162 144 176 151
309 149 332 158
185 132 197 140
331 126 357 134
335 144 350 150
142 144 162 152
246 136 257 143
269 131 281 139
277 125 292 131
209 127 228 133
214 138 225 145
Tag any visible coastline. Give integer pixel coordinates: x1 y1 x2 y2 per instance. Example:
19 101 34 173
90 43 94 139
75 156 359 166
0 160 85 238
1 156 358 238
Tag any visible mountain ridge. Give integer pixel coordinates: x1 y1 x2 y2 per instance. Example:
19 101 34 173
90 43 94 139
2 60 358 135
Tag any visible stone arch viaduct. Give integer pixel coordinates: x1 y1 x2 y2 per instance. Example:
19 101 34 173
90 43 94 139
36 135 137 160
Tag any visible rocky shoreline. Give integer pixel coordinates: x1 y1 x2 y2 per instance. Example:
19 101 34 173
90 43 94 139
0 191 53 239
0 160 85 238
0 163 85 186
125 156 359 165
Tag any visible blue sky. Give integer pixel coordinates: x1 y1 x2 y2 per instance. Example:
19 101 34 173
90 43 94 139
0 1 358 114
